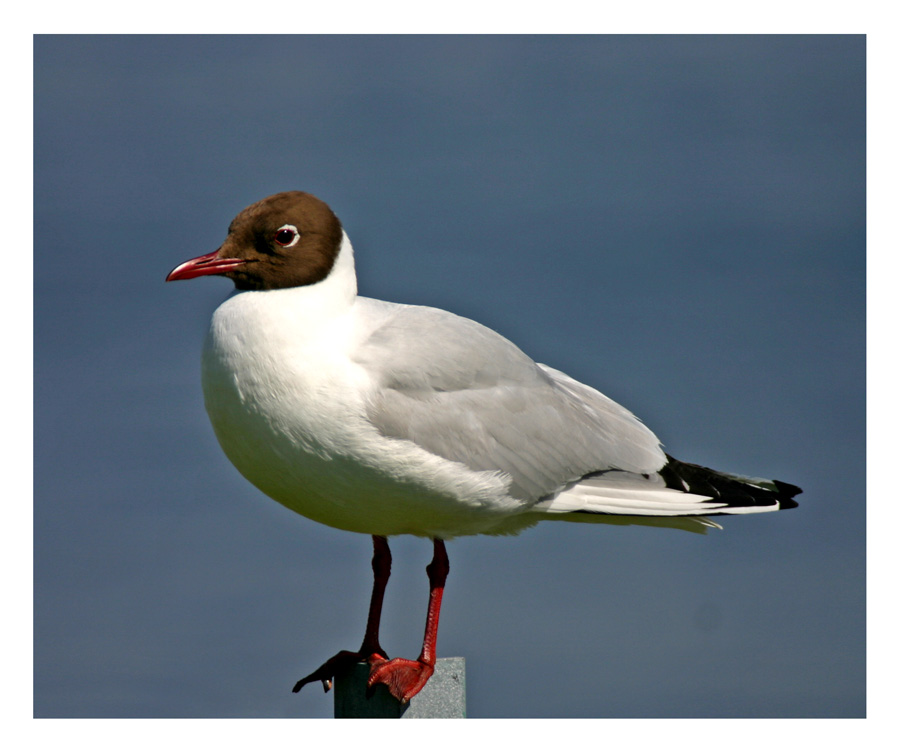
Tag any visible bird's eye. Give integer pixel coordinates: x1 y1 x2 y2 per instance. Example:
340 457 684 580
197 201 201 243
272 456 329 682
273 224 300 247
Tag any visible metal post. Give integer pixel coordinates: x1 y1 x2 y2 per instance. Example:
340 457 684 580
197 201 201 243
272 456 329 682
333 658 466 718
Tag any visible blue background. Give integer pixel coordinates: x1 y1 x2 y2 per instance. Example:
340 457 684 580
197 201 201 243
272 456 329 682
34 35 864 718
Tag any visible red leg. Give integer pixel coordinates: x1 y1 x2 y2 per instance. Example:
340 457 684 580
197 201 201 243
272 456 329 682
368 539 449 703
358 534 391 658
292 535 392 693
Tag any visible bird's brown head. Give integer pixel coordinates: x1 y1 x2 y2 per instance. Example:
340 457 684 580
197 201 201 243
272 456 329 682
166 191 343 291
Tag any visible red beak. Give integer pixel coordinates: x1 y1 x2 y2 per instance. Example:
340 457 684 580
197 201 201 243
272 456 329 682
165 250 247 282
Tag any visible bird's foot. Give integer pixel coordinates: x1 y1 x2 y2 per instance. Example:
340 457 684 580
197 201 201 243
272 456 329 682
367 656 435 704
292 649 388 694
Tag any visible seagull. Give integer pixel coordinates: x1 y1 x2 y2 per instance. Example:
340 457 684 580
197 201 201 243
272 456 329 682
166 191 800 704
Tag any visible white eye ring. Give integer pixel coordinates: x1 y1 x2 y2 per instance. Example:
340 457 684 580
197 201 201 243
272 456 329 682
274 224 300 248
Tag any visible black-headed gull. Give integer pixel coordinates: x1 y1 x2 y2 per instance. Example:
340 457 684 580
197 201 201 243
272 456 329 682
166 191 800 704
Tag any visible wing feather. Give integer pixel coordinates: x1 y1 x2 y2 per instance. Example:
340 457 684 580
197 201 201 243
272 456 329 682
353 303 665 502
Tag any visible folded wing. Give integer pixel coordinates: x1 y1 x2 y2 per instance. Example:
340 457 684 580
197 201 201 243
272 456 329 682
354 303 666 502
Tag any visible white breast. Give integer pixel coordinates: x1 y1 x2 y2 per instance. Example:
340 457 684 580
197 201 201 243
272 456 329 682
200 284 526 539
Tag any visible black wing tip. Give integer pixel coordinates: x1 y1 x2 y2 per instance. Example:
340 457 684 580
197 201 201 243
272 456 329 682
773 479 803 500
662 454 802 511
772 480 801 510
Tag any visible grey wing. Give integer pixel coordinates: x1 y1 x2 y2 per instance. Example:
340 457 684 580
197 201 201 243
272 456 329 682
353 302 666 502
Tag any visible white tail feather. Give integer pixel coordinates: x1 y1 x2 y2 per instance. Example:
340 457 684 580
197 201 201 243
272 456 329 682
534 471 775 518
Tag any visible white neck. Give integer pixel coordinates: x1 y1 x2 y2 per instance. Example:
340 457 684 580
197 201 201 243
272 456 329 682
305 230 357 316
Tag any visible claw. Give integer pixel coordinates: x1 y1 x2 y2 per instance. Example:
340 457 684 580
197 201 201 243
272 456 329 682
292 650 366 694
293 650 389 695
